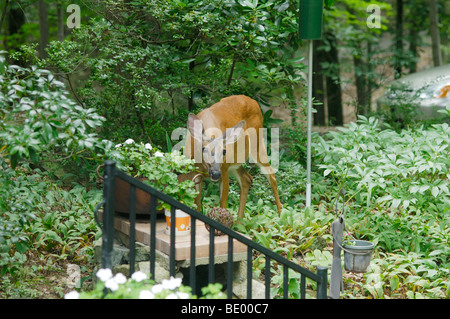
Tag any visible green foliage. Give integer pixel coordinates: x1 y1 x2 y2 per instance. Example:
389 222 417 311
298 116 449 299
235 202 334 298
200 283 227 299
108 140 199 210
315 117 449 253
279 97 310 164
344 250 450 299
438 105 450 117
316 116 450 215
375 81 447 130
0 53 113 173
0 164 102 277
21 0 306 148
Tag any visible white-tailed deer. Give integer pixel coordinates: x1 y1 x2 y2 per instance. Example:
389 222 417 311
185 95 282 219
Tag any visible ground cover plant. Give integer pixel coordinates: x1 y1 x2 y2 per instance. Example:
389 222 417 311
0 163 102 298
233 116 449 298
315 116 449 254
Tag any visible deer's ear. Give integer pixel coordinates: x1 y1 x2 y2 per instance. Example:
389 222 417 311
224 120 245 145
188 113 204 142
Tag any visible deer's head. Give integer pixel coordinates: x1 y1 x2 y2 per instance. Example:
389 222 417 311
188 113 245 182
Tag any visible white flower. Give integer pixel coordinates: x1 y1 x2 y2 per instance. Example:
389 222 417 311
151 284 163 294
165 293 178 299
177 292 190 299
64 291 80 299
102 272 127 292
144 143 153 150
96 268 113 282
154 151 164 157
161 276 182 290
131 271 148 282
139 290 155 299
172 155 182 166
115 143 122 148
125 138 134 144
105 278 119 292
114 273 127 285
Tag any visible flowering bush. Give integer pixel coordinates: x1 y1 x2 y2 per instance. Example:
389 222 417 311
65 269 225 299
107 139 199 210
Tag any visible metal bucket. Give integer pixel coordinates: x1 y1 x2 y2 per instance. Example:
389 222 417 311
343 240 374 273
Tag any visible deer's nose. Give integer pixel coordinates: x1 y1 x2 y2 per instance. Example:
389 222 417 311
210 170 221 182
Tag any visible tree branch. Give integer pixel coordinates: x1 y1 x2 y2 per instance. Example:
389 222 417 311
227 54 237 86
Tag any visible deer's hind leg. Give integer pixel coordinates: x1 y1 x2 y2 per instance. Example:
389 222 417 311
230 166 253 220
249 130 282 215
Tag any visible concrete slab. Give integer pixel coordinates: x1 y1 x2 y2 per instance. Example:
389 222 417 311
110 214 249 262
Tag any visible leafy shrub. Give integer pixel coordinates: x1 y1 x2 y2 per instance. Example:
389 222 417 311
316 116 449 215
108 139 199 210
438 105 450 117
0 53 112 173
311 116 449 298
23 0 305 148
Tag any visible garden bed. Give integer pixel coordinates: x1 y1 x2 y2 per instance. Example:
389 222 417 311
2 117 449 299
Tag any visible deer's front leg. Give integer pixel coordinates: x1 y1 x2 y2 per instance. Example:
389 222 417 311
219 169 230 209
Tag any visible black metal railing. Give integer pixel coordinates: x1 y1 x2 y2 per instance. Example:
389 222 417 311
94 160 328 299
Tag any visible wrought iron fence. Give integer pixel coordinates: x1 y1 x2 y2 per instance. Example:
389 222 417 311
94 160 328 299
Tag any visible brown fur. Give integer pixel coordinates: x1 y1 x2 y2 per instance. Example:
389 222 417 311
185 95 282 219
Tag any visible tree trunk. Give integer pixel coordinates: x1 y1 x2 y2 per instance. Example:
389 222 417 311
407 0 424 74
57 1 64 41
429 0 442 67
38 0 49 58
353 51 369 115
408 29 418 74
312 40 325 126
394 0 403 78
325 33 343 125
5 2 25 62
0 0 8 35
313 33 343 125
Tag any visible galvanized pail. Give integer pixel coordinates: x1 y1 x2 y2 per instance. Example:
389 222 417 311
343 240 374 273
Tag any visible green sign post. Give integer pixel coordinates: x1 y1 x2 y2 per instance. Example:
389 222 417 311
299 0 324 40
298 0 324 207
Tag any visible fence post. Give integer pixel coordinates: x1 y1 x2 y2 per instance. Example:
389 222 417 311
101 160 116 270
316 266 328 299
